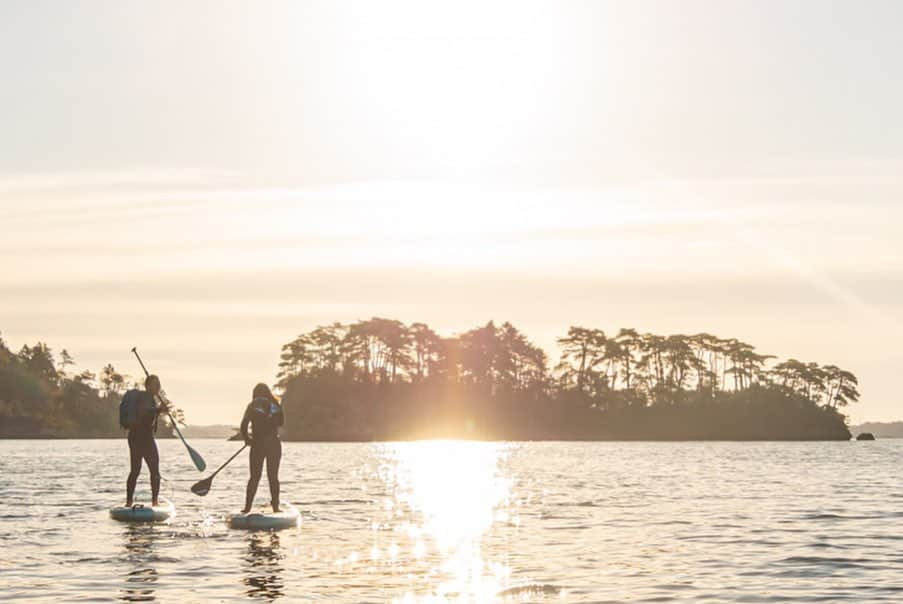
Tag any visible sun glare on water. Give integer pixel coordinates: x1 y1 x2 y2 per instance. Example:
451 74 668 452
372 441 517 602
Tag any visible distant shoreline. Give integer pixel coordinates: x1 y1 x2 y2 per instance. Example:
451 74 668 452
0 435 872 442
5 423 890 441
2 417 870 442
0 433 177 440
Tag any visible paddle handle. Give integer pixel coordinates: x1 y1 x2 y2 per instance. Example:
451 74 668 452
131 348 184 439
131 347 150 376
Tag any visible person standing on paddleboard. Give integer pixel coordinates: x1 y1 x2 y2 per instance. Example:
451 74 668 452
240 383 284 513
121 375 168 507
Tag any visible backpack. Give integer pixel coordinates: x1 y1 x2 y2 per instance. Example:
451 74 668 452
250 396 279 418
119 389 144 429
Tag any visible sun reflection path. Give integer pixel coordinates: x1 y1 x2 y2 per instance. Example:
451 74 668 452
377 441 516 603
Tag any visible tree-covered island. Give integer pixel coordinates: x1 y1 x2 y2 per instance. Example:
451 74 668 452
1 320 858 440
276 318 856 441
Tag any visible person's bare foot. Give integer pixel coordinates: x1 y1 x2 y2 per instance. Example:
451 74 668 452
126 501 133 507
152 500 159 507
241 508 251 514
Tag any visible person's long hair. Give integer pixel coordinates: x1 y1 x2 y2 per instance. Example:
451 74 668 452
252 383 279 403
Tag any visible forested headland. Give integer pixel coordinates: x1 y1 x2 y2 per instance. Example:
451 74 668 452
1 318 858 440
0 333 179 438
277 319 857 441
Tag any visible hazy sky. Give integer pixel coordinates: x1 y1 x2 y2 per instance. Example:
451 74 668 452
2 1 901 424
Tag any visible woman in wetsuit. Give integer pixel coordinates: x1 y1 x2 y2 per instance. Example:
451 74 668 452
240 383 285 513
126 374 168 507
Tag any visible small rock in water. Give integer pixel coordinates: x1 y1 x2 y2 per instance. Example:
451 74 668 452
856 432 876 440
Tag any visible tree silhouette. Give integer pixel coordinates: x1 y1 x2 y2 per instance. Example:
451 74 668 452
556 327 595 393
99 364 126 396
18 343 58 386
823 365 860 408
615 328 641 390
58 349 76 378
410 322 442 382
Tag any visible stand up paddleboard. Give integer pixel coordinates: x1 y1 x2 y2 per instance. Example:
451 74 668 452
229 502 300 530
110 498 175 523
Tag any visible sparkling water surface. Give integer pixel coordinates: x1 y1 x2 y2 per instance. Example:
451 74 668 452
1 439 901 602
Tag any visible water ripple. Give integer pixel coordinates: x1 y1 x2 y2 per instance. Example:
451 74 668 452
2 440 903 601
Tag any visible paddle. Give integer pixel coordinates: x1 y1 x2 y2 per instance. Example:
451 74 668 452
131 347 207 472
191 444 248 496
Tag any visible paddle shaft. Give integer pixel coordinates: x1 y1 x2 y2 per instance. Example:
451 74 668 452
131 348 194 454
192 444 247 495
210 444 248 479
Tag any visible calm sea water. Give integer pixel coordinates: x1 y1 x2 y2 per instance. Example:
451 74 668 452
1 439 901 602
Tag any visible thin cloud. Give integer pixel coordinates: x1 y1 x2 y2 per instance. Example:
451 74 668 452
0 167 237 194
730 223 900 332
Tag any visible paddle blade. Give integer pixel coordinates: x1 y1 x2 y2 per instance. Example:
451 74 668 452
191 476 213 497
188 446 206 472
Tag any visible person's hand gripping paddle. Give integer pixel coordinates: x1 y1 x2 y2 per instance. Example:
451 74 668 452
191 444 248 496
131 347 206 472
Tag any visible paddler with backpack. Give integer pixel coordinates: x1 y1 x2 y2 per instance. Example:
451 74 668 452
120 375 169 507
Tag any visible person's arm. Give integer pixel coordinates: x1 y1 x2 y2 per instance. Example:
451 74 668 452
274 403 285 428
240 406 252 445
151 395 167 433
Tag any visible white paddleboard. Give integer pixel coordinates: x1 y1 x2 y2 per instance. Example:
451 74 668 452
110 497 175 523
229 502 300 530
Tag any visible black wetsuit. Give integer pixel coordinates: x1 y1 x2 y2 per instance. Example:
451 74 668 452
126 391 160 505
240 397 284 511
